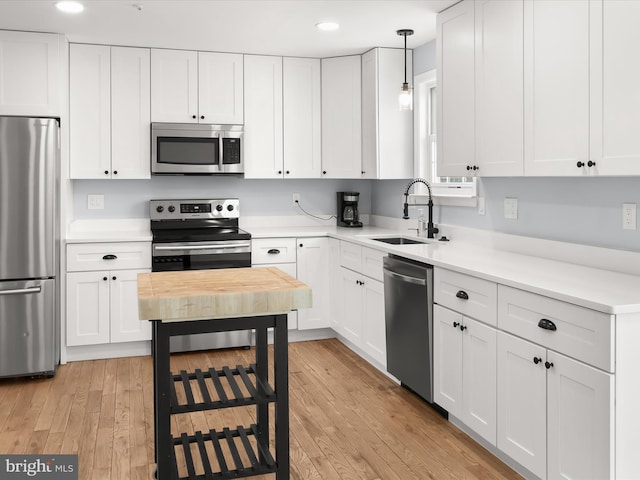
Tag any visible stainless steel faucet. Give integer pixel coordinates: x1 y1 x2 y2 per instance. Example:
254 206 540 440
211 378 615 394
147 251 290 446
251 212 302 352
403 178 439 239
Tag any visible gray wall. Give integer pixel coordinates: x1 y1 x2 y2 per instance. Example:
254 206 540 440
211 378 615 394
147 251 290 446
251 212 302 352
72 177 372 219
413 39 436 75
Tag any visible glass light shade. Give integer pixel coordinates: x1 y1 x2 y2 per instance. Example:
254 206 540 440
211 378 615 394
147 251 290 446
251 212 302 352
399 83 413 111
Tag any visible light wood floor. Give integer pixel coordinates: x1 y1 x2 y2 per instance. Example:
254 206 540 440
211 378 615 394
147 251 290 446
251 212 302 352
0 339 522 480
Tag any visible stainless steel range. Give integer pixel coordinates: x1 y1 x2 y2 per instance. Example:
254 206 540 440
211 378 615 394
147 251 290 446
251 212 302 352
150 198 252 351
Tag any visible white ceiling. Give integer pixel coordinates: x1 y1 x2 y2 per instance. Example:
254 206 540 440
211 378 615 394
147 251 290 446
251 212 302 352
0 0 456 57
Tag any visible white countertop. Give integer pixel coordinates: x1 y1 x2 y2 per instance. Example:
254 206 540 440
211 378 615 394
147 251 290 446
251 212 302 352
65 219 640 315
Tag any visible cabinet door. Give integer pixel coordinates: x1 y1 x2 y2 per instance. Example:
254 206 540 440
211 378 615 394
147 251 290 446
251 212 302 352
433 305 463 416
328 238 342 333
67 271 110 346
69 43 111 179
360 49 378 179
437 0 476 177
547 351 613 480
151 49 198 123
243 55 284 178
110 269 151 343
524 0 590 176
361 279 386 366
198 52 243 124
296 238 329 329
0 31 60 116
497 331 546 479
283 57 321 178
590 1 640 175
475 0 524 176
321 55 362 179
462 317 497 445
340 267 363 345
111 46 151 179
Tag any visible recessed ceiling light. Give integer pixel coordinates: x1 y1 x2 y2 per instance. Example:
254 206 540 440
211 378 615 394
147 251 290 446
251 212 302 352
316 22 339 32
55 1 84 14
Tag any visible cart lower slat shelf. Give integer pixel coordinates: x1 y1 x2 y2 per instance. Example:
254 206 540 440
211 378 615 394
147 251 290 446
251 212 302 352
170 367 277 414
171 425 277 480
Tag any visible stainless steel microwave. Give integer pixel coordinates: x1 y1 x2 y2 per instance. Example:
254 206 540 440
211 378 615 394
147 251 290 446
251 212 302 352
151 123 243 175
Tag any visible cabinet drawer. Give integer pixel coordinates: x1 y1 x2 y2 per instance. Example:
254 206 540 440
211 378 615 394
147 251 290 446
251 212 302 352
67 242 151 272
434 268 497 326
340 241 362 271
251 238 297 264
361 247 385 282
498 285 614 372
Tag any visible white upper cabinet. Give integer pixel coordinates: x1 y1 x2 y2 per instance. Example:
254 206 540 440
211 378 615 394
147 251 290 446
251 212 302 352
283 57 322 178
524 0 590 176
111 46 151 179
362 48 413 179
475 0 524 176
321 55 362 179
198 51 243 124
70 44 111 179
151 49 198 123
151 49 243 124
0 30 61 116
243 55 284 179
70 44 150 179
437 1 476 177
590 0 640 175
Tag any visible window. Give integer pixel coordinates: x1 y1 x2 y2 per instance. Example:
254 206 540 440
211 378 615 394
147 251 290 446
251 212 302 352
412 69 477 205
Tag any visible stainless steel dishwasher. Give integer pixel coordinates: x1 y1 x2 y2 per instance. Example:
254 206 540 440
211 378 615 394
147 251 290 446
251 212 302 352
383 255 434 402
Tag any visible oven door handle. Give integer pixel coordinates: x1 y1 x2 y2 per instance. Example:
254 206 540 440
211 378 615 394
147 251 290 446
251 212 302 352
154 243 251 251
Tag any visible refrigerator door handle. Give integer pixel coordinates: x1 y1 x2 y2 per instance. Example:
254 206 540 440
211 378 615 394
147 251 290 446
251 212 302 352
0 286 42 296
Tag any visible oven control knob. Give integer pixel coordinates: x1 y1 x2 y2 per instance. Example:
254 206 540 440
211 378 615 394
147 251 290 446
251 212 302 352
227 204 234 211
156 205 164 213
216 204 223 212
168 205 175 213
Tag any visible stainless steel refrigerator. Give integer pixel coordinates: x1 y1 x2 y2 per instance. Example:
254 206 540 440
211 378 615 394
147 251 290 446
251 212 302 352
0 116 59 378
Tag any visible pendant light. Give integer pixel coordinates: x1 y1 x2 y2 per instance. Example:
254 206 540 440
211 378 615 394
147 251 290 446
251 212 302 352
397 29 414 111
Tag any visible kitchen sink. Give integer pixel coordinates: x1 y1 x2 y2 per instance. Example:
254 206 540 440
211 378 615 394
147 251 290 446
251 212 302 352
370 237 427 245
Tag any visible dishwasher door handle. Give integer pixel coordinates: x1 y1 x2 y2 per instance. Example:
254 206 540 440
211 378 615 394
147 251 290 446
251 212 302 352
384 269 427 286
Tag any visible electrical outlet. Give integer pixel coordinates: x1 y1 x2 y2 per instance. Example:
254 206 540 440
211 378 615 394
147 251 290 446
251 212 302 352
87 194 104 210
478 197 486 216
623 203 636 230
504 197 518 219
292 193 300 205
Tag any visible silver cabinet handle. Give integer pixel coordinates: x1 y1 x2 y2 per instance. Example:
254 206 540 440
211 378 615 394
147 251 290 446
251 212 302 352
155 243 250 251
383 269 426 286
0 286 42 296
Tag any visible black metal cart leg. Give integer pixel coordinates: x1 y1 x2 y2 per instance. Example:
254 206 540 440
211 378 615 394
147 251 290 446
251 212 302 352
273 314 290 479
255 324 269 463
153 320 172 480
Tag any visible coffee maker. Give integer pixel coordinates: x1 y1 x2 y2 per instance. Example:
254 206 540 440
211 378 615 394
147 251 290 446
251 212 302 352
337 192 363 228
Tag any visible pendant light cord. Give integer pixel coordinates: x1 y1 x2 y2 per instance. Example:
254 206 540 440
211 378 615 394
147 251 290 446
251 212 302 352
404 33 407 85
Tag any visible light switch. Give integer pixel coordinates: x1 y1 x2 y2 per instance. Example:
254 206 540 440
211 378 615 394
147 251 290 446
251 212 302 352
504 197 518 219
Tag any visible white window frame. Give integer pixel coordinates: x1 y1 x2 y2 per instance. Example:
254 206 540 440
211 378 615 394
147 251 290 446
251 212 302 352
411 69 477 207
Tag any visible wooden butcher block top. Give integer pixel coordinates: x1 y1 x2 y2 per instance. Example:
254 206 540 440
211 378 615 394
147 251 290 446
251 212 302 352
138 267 312 322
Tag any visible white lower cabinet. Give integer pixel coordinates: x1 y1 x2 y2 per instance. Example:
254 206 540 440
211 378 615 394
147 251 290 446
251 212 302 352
251 237 298 330
67 269 150 346
66 242 151 346
434 304 496 445
497 331 613 480
296 238 330 330
335 241 386 366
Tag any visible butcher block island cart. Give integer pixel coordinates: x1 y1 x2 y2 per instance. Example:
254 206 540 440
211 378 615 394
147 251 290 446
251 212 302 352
138 267 312 480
